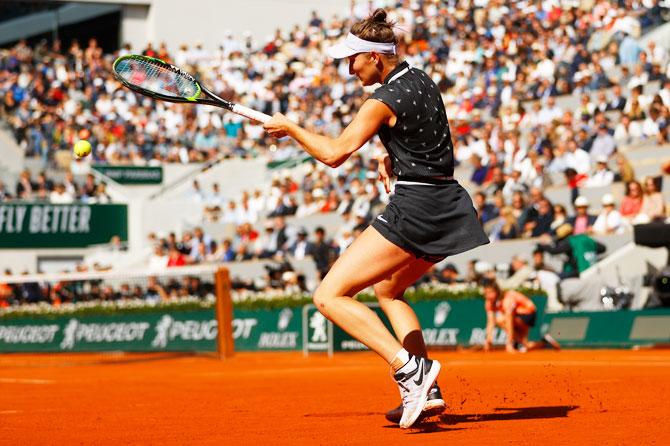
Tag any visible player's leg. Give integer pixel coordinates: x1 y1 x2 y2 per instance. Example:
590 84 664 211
313 227 415 361
374 259 446 423
515 312 561 350
373 258 433 356
314 226 441 428
513 320 530 352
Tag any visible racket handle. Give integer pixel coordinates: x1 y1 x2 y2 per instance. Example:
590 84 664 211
232 104 271 124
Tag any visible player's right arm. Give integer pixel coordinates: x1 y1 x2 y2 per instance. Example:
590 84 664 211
263 99 394 168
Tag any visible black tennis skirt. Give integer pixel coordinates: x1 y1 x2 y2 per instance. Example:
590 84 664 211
371 179 489 263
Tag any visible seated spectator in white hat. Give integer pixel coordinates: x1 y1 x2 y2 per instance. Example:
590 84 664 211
585 155 614 188
568 196 596 235
592 194 624 235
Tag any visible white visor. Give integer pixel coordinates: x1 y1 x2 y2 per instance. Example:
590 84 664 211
326 33 396 59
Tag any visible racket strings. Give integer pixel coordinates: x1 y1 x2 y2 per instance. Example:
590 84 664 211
115 58 199 99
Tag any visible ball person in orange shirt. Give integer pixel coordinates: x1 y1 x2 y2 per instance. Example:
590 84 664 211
481 278 560 352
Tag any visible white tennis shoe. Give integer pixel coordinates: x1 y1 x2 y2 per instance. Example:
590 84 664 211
393 356 442 429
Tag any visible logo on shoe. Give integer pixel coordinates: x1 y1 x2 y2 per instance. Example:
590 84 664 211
413 360 425 386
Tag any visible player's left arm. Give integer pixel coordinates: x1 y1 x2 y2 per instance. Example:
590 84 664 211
263 99 394 168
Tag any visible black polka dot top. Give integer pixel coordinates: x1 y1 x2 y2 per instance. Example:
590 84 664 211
371 61 454 179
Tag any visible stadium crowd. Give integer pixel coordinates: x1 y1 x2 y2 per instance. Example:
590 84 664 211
0 0 668 166
1 0 670 303
0 169 111 203
0 269 216 307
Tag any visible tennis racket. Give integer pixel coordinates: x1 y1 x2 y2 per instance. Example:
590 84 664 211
112 54 271 123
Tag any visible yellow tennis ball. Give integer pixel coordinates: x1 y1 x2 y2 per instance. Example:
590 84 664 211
74 139 92 157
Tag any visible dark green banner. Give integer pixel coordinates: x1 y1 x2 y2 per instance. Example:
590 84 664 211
0 308 302 353
305 297 547 352
0 203 128 248
10 297 668 353
93 165 163 185
543 308 670 347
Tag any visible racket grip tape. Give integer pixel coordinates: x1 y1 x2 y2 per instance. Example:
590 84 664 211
232 104 271 124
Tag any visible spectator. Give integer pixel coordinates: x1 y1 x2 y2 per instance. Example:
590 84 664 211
473 191 499 225
536 223 606 279
49 183 74 203
145 276 169 301
290 227 314 260
502 168 528 203
148 245 168 271
607 84 627 112
0 181 10 201
203 182 225 222
167 245 188 267
569 196 596 235
592 194 624 235
619 34 642 67
15 170 34 200
0 270 14 307
437 263 461 284
585 156 615 188
620 180 644 222
470 154 488 186
640 176 666 222
256 221 279 259
550 204 568 234
510 191 533 233
526 198 554 238
295 191 320 217
216 238 236 262
565 140 591 175
589 124 617 162
484 165 506 196
108 235 126 252
311 226 335 281
499 255 534 290
489 206 519 241
614 153 636 183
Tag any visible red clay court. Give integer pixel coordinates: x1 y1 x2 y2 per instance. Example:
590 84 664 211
2 349 669 445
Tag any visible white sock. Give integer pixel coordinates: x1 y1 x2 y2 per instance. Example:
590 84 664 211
390 348 412 373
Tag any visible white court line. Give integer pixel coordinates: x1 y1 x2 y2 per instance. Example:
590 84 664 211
0 378 53 384
0 410 21 414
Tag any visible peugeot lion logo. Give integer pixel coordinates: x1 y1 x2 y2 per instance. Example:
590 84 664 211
434 302 451 327
277 308 293 331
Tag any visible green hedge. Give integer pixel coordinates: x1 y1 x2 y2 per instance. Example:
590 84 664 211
0 286 545 320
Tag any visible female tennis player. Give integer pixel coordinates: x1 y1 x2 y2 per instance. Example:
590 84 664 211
264 9 489 428
481 278 560 352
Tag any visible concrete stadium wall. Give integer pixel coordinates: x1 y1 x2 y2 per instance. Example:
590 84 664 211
640 20 670 49
119 0 350 52
0 247 95 274
0 126 24 174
